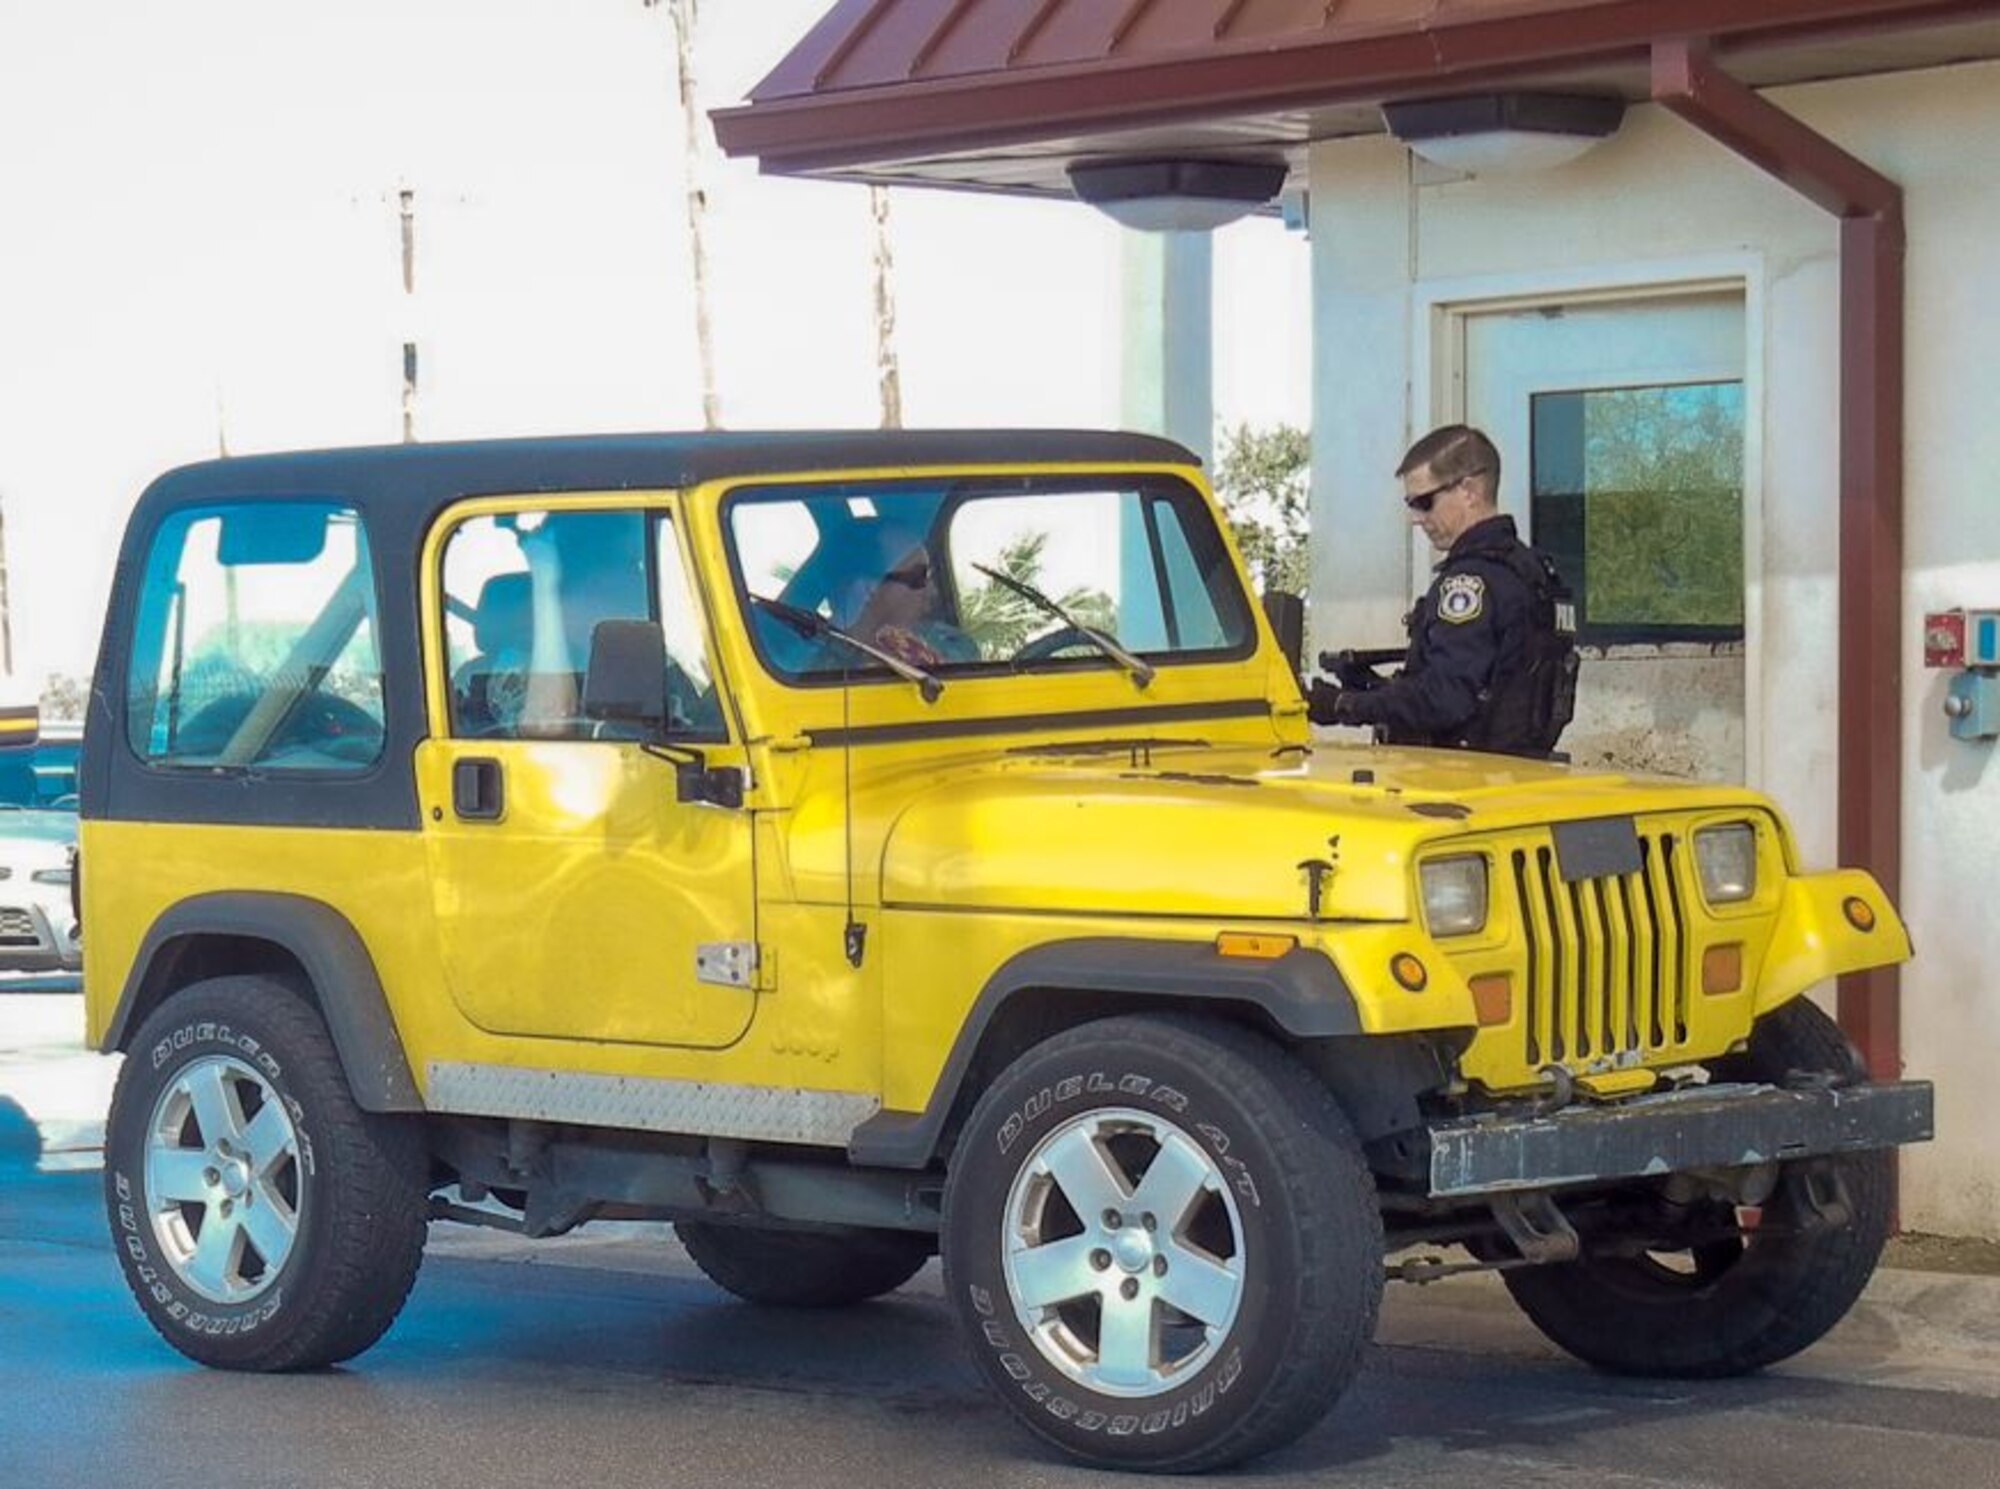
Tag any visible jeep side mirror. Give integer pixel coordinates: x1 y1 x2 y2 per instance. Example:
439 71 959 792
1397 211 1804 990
583 618 742 808
1261 590 1306 679
583 619 669 732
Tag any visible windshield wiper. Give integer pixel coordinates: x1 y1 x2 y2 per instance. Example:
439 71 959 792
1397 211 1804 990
751 596 944 703
972 563 1155 689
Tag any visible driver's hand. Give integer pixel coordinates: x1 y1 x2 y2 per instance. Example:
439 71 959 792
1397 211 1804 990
873 625 944 668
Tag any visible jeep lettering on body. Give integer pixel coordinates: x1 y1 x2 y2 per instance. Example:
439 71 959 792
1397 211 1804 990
79 432 1932 1472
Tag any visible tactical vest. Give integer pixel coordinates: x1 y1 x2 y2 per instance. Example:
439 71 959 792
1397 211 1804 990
1459 543 1579 757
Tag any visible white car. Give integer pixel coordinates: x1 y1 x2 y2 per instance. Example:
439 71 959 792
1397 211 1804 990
0 726 80 976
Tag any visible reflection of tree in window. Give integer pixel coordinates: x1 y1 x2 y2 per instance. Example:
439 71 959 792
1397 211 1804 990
956 530 1114 657
1532 383 1744 644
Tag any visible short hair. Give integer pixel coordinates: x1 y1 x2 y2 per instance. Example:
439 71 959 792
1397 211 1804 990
1397 425 1500 499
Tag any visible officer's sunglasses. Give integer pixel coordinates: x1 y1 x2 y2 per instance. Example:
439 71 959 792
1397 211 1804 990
883 557 931 590
1404 471 1486 514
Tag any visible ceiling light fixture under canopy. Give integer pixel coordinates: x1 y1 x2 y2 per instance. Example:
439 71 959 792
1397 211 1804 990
1383 92 1626 176
1068 158 1289 233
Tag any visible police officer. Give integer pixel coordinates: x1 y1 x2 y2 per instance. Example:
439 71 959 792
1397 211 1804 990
1309 425 1576 757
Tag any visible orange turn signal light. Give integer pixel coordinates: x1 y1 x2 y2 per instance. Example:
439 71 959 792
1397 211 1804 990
1215 932 1298 960
1842 896 1877 932
1390 953 1428 992
1468 973 1512 1026
1702 942 1744 996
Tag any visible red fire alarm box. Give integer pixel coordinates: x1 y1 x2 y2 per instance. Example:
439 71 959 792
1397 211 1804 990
1925 609 1966 668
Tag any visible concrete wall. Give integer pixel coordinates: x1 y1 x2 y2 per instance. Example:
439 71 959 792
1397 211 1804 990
1567 647 1746 782
1309 60 2000 1235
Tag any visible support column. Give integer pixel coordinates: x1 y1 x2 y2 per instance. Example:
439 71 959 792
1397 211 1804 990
1120 231 1213 463
1653 39 1905 1082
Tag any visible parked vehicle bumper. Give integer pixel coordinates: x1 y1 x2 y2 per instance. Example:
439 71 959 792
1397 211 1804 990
0 895 82 974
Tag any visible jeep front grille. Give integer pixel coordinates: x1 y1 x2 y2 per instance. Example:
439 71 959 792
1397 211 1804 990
1508 831 1692 1067
0 907 39 945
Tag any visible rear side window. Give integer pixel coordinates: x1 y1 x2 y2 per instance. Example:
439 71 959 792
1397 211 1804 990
125 503 385 773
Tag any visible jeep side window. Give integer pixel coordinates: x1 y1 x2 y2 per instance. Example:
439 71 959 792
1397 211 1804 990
124 503 386 772
441 508 723 741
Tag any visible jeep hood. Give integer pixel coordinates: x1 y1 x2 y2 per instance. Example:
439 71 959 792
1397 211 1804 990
869 741 1765 922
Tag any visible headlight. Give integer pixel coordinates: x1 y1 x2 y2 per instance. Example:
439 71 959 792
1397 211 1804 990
31 866 72 886
1694 823 1757 904
1420 855 1488 936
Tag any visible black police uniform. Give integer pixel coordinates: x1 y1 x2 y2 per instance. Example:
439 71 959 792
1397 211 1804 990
1312 514 1575 757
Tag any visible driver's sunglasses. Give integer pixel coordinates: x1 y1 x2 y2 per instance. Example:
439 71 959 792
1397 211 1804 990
883 558 931 590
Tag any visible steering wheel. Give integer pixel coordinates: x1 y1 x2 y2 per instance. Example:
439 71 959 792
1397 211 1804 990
1009 625 1103 669
178 690 386 763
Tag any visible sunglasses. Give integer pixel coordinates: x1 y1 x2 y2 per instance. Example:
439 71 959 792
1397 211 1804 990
883 559 931 590
1403 470 1487 513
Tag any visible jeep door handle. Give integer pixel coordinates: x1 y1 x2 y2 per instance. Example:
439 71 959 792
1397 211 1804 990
452 758 504 821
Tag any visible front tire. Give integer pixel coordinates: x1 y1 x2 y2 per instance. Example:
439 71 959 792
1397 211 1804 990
1502 998 1892 1377
942 1015 1382 1473
104 975 429 1371
676 1221 932 1307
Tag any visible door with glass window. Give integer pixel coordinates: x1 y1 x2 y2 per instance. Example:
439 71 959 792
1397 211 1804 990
1463 291 1747 781
415 499 759 1050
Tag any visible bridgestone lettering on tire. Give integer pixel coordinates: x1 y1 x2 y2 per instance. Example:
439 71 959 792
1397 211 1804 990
1502 998 1892 1378
103 975 429 1372
941 1014 1383 1473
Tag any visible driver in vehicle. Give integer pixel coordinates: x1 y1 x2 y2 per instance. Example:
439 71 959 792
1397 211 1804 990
847 541 978 670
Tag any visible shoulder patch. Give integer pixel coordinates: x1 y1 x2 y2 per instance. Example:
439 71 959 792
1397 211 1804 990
1437 572 1486 625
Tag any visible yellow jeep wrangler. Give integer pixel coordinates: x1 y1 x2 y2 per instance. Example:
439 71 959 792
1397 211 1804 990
81 431 1931 1472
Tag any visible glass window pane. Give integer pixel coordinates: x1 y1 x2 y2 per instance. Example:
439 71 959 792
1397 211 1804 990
441 510 651 739
125 503 384 772
1531 382 1744 645
946 491 1122 660
653 518 726 741
727 477 1252 685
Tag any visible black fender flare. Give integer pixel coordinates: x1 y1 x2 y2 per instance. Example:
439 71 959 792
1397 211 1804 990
847 936 1360 1170
104 891 422 1113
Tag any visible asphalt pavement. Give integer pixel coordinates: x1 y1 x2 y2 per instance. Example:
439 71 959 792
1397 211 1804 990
6 987 2000 1488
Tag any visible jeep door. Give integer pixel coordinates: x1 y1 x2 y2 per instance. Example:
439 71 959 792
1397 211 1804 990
415 497 759 1049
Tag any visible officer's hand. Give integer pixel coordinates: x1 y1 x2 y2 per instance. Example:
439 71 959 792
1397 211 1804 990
1331 652 1384 692
1307 677 1343 725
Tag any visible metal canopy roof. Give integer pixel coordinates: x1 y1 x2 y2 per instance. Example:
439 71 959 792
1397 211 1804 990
714 0 2000 198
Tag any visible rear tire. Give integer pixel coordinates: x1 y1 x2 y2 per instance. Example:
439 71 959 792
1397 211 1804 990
941 1014 1382 1473
676 1221 932 1307
1502 998 1891 1377
104 975 429 1371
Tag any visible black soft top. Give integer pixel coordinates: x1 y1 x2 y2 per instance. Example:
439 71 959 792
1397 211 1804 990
130 429 1197 529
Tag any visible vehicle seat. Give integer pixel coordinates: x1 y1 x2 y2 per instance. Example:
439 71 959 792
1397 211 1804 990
453 572 533 735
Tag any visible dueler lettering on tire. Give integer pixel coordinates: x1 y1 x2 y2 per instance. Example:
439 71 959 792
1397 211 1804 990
941 1014 1383 1473
103 975 429 1372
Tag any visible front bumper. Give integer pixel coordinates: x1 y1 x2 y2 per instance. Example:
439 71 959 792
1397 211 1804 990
1427 1079 1934 1199
0 896 81 974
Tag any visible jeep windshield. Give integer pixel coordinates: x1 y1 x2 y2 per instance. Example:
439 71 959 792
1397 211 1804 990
726 475 1255 687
